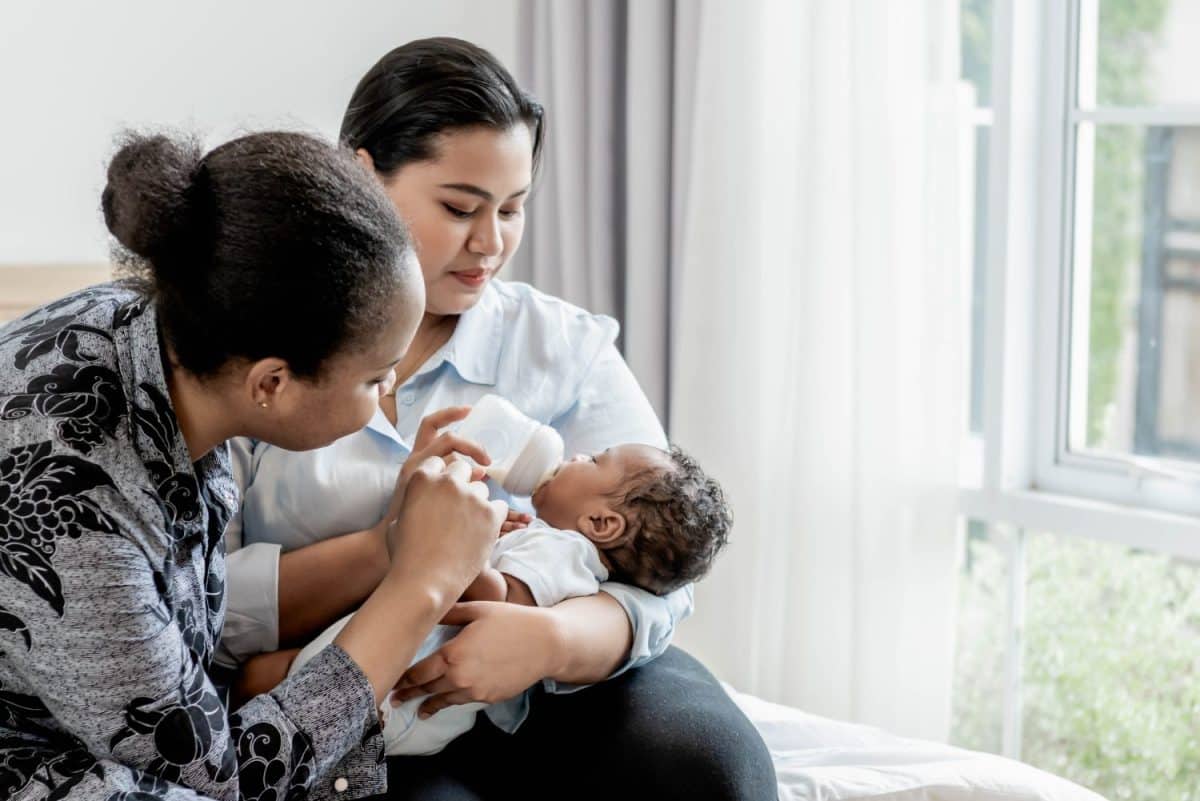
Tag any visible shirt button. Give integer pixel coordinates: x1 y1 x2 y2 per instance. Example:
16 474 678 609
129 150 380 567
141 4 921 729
400 392 416 406
333 777 349 793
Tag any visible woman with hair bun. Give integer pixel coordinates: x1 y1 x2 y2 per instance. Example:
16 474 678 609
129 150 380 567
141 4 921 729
0 130 503 800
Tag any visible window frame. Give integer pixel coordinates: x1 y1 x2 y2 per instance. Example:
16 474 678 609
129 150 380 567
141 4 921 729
961 0 1200 560
1036 0 1200 518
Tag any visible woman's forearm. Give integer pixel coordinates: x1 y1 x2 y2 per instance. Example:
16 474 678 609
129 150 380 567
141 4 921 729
545 592 634 684
277 527 388 646
335 571 449 705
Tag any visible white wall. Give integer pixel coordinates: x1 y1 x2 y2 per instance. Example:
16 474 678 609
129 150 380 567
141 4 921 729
0 1 520 263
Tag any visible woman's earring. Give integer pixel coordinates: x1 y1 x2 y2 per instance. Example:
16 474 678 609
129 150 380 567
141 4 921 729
259 402 269 409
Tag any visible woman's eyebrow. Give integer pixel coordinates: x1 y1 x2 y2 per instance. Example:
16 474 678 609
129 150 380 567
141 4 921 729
375 357 402 371
439 183 530 201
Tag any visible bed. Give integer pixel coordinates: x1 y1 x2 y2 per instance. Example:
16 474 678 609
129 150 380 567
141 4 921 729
723 686 1108 801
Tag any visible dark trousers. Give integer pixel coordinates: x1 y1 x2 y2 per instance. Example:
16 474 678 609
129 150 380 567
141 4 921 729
381 647 777 800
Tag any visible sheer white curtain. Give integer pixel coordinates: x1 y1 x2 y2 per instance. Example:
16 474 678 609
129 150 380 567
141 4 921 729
669 0 970 741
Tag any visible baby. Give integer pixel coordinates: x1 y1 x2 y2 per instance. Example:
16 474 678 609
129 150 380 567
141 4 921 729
286 442 732 755
466 441 732 603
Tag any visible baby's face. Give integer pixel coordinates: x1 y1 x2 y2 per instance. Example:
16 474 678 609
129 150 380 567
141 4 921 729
531 443 669 530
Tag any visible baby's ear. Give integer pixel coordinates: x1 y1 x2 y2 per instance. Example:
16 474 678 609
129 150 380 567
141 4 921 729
576 506 626 546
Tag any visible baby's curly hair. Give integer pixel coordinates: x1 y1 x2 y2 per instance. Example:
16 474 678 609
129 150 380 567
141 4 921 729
603 445 732 596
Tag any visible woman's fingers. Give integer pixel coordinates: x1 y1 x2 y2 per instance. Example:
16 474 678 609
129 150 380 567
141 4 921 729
392 674 459 705
419 690 478 719
412 406 473 451
397 651 449 692
416 432 490 466
415 455 446 475
444 458 471 484
444 459 491 501
437 601 490 627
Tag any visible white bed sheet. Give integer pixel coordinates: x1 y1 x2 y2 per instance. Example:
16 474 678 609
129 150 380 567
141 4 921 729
723 685 1110 801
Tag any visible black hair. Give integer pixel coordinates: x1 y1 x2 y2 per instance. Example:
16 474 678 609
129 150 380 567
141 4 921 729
102 130 412 379
605 445 733 596
340 37 545 176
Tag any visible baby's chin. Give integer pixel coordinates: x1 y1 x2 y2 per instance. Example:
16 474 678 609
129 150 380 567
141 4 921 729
529 478 551 516
530 480 576 531
529 463 564 511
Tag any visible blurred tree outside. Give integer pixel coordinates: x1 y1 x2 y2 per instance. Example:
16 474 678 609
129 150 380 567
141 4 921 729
953 530 1200 800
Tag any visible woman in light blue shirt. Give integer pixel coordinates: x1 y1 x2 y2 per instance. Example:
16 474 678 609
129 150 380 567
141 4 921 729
226 38 775 800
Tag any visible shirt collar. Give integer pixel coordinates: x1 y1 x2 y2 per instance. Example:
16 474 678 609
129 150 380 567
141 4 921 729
431 281 505 387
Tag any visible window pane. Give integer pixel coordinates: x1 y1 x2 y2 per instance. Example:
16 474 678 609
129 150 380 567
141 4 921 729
1093 0 1193 107
1021 532 1200 797
950 520 1012 754
961 0 992 106
1068 123 1200 461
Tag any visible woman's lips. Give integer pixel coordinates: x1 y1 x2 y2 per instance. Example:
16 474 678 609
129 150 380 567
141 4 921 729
451 269 490 288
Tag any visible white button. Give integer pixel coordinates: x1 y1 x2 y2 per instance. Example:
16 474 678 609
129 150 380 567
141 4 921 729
400 392 416 406
333 777 349 793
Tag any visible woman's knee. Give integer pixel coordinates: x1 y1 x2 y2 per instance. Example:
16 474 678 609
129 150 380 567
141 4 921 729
530 647 777 800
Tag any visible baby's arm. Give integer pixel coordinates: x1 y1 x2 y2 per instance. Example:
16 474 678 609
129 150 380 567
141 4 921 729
460 565 538 606
459 507 535 603
502 574 537 606
461 566 507 602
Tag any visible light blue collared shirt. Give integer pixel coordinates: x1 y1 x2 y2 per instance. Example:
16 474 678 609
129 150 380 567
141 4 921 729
219 279 694 696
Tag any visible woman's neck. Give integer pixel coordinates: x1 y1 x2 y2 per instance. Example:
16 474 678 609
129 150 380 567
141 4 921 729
161 346 238 461
393 312 459 387
418 311 455 340
167 367 237 462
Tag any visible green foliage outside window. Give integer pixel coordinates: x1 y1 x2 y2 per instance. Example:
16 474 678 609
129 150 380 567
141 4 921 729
953 529 1200 800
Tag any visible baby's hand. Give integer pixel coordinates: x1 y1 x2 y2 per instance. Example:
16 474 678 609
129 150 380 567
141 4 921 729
500 508 531 535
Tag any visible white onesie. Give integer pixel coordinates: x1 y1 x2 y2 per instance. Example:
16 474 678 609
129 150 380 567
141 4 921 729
288 522 609 755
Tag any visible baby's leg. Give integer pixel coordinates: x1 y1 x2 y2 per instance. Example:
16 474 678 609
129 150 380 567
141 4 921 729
233 647 302 707
288 616 482 756
460 566 507 602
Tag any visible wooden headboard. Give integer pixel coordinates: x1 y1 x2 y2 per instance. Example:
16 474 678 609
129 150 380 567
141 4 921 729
0 264 116 323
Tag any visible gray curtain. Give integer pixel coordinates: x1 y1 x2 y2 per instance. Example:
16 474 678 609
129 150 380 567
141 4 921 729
509 0 696 424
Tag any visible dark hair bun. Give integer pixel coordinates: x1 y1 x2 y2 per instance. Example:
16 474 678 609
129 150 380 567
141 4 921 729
102 133 205 265
99 129 412 380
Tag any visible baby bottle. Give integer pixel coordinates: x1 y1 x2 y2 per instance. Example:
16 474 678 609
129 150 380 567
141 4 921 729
455 394 564 496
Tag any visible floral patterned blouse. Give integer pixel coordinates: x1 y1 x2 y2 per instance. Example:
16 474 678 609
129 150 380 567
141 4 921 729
0 284 385 801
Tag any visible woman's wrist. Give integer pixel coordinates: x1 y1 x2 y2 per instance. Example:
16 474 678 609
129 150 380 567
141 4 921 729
540 594 633 684
539 604 575 680
377 564 458 617
335 573 450 703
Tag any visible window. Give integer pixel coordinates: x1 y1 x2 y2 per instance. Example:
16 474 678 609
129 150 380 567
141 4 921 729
952 1 1200 796
1040 0 1200 514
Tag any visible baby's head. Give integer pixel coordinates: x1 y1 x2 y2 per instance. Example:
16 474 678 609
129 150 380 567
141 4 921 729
531 443 731 595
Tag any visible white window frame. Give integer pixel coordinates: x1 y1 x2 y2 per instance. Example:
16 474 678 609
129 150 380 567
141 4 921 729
960 0 1200 564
